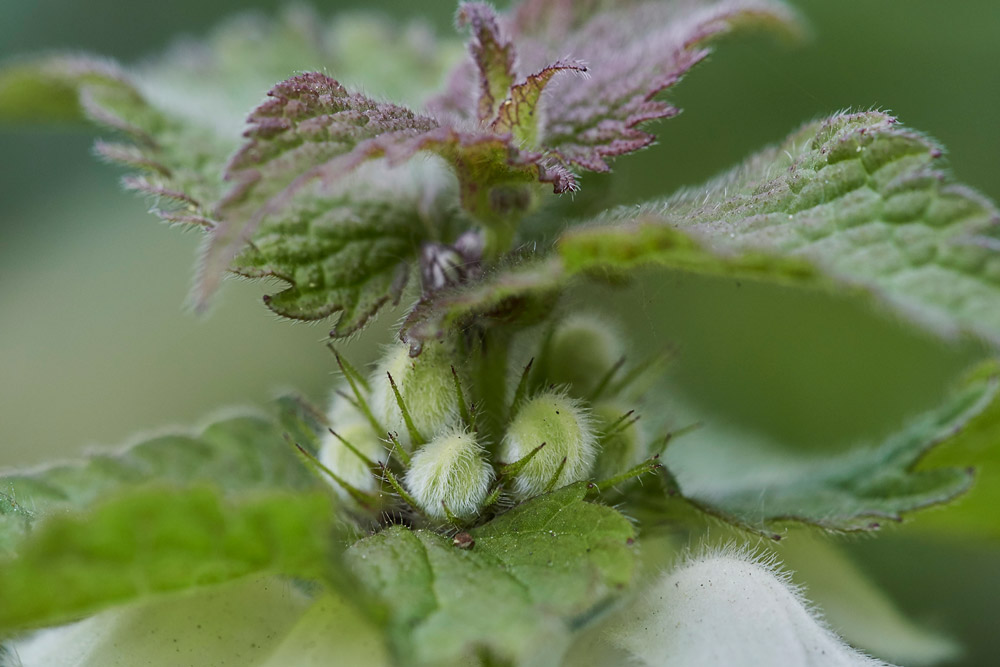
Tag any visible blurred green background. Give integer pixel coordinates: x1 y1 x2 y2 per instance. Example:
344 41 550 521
1 0 998 664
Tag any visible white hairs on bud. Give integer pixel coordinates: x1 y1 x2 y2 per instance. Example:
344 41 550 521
405 427 493 521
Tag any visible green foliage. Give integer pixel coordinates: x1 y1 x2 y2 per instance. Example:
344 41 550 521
0 486 333 632
573 112 1000 342
3 1 1000 666
0 414 316 556
648 367 998 537
347 484 634 666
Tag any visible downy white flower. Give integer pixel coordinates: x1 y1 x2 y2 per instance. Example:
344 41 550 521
605 550 893 667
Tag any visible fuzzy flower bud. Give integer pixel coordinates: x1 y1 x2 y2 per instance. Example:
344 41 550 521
370 342 459 448
546 313 623 397
405 428 493 521
501 391 597 499
318 395 386 501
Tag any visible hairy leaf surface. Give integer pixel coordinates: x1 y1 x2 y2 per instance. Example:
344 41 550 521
0 487 332 632
522 0 800 171
346 484 635 665
571 112 1000 342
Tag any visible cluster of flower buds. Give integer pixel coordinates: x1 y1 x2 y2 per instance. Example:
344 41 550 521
314 313 664 527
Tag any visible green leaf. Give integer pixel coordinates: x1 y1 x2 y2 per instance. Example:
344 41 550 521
203 73 442 310
647 371 997 536
345 483 635 666
230 160 456 333
10 575 310 667
11 578 389 667
0 486 333 632
0 10 464 319
260 590 391 667
912 360 1000 541
567 111 1000 343
0 414 316 556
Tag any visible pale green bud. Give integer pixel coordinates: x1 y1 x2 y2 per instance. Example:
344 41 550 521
318 395 386 501
546 313 623 397
501 391 597 499
592 402 643 479
405 428 493 521
370 342 459 448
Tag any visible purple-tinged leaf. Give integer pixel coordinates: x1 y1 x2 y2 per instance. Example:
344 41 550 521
200 73 439 309
214 72 578 296
458 2 517 123
490 59 588 149
531 0 800 171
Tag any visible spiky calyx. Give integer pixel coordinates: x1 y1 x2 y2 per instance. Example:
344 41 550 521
369 341 460 449
318 396 386 502
592 401 643 480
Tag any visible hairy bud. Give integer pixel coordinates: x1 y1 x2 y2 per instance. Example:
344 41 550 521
501 391 597 499
546 313 623 397
405 428 493 521
318 395 386 501
370 342 459 448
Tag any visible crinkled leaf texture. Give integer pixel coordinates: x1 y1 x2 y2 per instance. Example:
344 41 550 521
346 483 636 666
598 551 891 667
565 111 1000 343
437 0 800 170
650 364 998 537
403 112 1000 349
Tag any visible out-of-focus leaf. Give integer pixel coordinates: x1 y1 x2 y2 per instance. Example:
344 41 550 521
11 576 310 667
569 111 1000 343
779 536 958 666
0 487 333 632
646 370 997 536
0 414 316 556
346 483 635 666
914 360 1000 541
